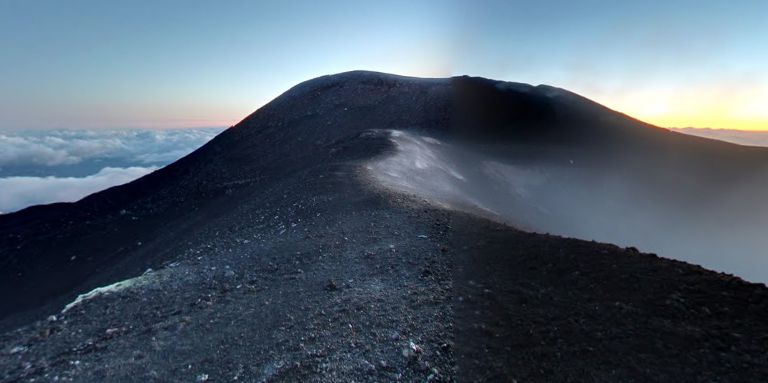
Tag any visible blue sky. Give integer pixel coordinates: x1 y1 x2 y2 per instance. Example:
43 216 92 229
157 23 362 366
1 0 766 130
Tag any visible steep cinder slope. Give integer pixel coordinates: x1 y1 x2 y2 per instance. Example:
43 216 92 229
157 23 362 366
1 71 768 382
0 72 453 326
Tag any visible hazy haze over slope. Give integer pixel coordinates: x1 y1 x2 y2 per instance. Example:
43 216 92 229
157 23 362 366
369 127 768 282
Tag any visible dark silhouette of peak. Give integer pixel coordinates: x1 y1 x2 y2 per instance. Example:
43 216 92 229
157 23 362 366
2 71 768 381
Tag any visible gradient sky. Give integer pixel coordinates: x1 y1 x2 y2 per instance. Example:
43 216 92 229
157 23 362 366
1 0 766 130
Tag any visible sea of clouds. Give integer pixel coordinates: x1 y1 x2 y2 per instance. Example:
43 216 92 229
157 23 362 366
0 128 224 213
671 128 768 147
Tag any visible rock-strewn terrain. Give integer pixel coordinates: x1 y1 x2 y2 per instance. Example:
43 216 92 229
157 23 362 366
2 71 768 382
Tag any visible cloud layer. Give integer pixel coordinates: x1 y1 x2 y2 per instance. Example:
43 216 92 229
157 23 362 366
0 166 158 213
0 128 223 175
0 128 223 213
672 128 768 147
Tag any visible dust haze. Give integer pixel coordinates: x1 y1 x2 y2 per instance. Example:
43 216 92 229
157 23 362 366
369 129 768 282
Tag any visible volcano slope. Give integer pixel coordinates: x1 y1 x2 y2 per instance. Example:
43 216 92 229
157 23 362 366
2 71 768 382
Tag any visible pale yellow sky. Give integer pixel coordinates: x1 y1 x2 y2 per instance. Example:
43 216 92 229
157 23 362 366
576 81 768 131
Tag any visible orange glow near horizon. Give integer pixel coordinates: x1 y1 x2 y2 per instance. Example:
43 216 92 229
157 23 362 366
115 78 768 132
587 83 768 131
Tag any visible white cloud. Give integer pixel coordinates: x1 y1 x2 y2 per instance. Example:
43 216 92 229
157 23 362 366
0 128 223 212
0 134 82 166
0 128 223 167
0 166 158 213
